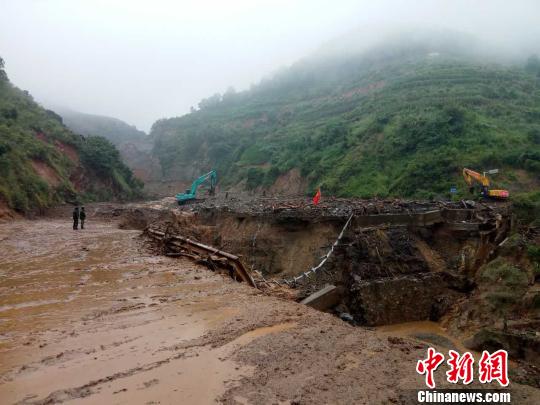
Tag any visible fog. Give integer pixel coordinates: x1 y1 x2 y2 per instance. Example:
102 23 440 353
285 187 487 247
1 0 539 132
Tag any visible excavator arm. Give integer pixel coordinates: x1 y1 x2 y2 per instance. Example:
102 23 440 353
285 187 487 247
462 168 490 187
188 171 216 195
462 168 508 199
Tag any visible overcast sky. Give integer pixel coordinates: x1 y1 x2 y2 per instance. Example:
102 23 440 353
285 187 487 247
1 0 539 132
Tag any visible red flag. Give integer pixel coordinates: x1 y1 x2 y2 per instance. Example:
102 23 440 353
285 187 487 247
312 188 321 205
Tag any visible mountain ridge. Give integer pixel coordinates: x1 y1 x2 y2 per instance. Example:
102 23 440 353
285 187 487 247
0 57 143 214
54 107 147 144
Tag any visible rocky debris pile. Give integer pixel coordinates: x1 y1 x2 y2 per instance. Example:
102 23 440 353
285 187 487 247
46 196 508 231
176 195 511 221
180 196 441 219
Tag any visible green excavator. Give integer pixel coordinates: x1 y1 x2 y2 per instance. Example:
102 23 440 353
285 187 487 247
176 170 217 205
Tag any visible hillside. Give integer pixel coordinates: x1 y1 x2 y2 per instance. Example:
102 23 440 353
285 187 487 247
150 34 540 210
56 108 162 187
0 57 143 214
56 108 147 146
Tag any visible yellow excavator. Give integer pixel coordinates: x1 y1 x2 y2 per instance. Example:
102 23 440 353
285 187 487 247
462 168 509 200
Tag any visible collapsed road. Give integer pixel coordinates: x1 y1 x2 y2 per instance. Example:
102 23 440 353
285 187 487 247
125 196 538 377
0 197 539 404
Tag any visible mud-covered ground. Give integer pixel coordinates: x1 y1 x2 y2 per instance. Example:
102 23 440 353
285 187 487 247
0 218 538 404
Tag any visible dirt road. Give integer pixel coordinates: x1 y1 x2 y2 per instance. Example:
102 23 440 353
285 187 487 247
0 219 538 404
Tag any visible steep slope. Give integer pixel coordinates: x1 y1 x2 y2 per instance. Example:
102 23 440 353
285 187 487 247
151 34 540 205
57 108 162 187
0 57 143 213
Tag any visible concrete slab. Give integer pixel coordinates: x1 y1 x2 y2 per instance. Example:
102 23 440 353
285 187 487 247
300 284 342 311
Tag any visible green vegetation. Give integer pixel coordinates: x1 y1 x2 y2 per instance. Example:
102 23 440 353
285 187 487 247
478 257 529 287
58 108 147 146
528 244 540 264
478 257 529 315
151 40 540 204
512 191 540 224
528 244 540 278
0 57 143 212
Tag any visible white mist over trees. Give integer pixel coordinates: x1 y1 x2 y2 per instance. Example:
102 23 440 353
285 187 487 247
0 0 539 131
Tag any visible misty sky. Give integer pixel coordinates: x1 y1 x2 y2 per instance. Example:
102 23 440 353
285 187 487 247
1 0 539 132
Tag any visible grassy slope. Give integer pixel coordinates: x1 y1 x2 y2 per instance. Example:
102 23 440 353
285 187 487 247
0 60 143 212
151 46 540 206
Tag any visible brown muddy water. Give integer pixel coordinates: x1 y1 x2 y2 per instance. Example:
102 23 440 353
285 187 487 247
0 219 258 404
377 321 469 353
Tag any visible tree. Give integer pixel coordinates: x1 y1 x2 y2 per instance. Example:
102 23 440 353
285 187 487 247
0 56 6 81
246 167 264 189
198 93 221 110
222 86 237 102
80 136 120 176
1 107 17 120
525 54 540 76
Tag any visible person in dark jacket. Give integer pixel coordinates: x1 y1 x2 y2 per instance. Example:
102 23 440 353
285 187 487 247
80 207 86 229
72 207 79 230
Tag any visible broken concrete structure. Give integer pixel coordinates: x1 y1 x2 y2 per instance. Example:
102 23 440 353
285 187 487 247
300 284 342 311
130 196 512 329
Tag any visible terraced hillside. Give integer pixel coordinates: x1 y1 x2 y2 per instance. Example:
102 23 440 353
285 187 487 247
0 57 143 214
151 39 540 210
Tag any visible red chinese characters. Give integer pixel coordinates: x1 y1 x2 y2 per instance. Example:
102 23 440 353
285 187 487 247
416 348 509 388
478 350 509 387
446 350 474 385
416 348 445 388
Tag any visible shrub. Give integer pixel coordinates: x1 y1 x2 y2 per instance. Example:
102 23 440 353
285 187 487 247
246 167 265 189
512 191 540 224
527 244 540 264
478 258 528 288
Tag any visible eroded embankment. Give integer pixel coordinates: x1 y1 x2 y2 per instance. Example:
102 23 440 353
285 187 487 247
131 197 538 380
127 199 498 325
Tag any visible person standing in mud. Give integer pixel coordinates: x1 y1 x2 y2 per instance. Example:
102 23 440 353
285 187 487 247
80 207 86 230
72 206 79 230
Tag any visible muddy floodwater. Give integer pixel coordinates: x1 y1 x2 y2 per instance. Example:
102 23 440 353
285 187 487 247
1 219 538 404
0 220 255 404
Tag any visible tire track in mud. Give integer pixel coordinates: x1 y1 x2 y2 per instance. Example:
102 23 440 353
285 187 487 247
17 318 295 404
19 350 193 404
